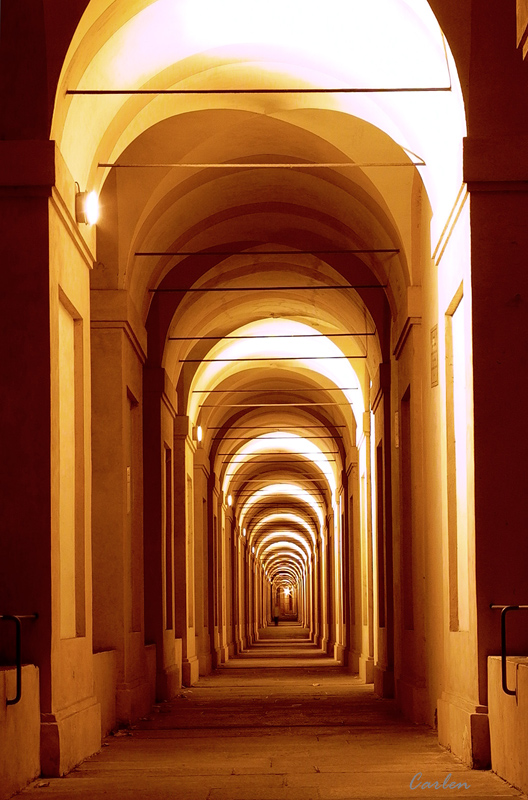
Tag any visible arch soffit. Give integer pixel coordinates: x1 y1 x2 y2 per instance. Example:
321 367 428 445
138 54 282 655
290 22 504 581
52 0 466 295
95 109 414 302
51 0 470 141
52 0 465 178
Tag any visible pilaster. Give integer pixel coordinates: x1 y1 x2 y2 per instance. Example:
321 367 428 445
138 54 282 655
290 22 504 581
90 290 150 724
143 367 181 700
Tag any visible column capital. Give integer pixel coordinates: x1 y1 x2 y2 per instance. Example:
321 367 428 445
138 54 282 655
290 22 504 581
91 290 147 363
393 287 422 359
193 447 210 476
143 367 178 417
370 362 391 413
0 140 55 191
464 135 528 189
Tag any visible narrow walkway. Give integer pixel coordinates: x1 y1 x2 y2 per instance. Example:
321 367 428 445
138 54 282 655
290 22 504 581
20 624 526 800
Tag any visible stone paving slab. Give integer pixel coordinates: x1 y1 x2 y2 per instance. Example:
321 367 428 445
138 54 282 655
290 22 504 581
208 788 320 800
18 627 527 800
285 770 521 795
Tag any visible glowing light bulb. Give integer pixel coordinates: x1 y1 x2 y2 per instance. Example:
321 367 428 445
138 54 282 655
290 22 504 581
75 190 99 225
85 191 99 225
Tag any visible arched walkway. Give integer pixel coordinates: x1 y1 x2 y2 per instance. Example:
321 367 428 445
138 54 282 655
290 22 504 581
2 2 528 798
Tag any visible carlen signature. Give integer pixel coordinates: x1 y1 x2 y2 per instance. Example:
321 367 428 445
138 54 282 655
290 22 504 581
410 773 471 790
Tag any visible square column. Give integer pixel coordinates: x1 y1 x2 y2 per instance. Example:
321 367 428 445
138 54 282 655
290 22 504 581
173 416 200 686
193 448 213 674
437 137 528 767
143 368 182 699
0 141 100 775
91 291 151 724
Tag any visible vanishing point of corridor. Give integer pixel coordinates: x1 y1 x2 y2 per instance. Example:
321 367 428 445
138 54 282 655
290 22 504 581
19 624 525 800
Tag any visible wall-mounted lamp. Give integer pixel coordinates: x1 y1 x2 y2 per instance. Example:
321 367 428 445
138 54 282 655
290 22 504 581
252 546 255 554
227 494 233 507
193 425 203 442
243 528 246 537
75 189 99 225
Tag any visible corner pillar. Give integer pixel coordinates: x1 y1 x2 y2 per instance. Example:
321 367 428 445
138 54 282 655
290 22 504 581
173 416 200 686
143 367 181 700
91 290 150 724
0 140 101 775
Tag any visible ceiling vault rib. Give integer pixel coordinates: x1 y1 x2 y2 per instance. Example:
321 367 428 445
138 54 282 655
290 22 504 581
176 335 375 341
217 451 339 455
231 478 332 482
151 285 387 292
183 356 366 362
100 161 424 168
200 402 352 407
137 250 399 256
192 389 357 393
211 435 342 440
68 86 451 95
208 425 347 429
222 459 337 464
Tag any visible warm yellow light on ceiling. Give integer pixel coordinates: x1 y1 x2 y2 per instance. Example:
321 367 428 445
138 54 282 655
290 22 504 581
190 319 363 433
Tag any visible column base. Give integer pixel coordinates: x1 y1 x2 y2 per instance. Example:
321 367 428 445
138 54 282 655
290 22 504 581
116 676 151 724
396 676 428 724
345 648 360 673
213 645 229 666
156 663 181 701
334 643 346 665
359 655 374 683
182 655 200 686
438 692 490 768
41 696 101 777
198 651 213 675
374 664 395 698
93 650 117 737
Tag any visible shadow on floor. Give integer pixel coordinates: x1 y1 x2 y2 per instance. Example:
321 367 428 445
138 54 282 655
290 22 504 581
19 624 526 799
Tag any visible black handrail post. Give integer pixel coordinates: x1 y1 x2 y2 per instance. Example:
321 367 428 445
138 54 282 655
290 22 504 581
490 604 528 697
10 615 22 706
500 606 518 697
0 614 39 706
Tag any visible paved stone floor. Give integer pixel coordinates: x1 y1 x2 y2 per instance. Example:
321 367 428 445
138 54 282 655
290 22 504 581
20 624 527 800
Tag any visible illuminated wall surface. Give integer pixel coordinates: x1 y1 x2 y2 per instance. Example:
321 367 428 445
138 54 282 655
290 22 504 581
2 1 528 796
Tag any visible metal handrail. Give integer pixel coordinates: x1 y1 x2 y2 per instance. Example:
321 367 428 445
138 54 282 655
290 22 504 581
0 614 38 706
490 605 528 696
